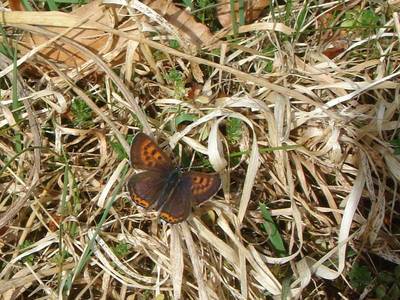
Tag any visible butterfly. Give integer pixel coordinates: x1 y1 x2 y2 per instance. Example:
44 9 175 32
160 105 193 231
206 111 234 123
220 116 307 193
127 132 221 224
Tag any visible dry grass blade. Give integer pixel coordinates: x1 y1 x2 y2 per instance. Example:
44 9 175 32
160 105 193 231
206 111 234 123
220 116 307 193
1 0 399 298
0 263 75 294
170 226 184 299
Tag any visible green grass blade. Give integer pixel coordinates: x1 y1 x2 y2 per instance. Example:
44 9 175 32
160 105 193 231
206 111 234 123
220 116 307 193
20 0 33 10
284 0 292 24
238 0 245 25
294 1 308 38
0 26 13 57
182 0 193 10
63 164 129 294
46 0 59 10
11 46 22 153
260 203 287 257
230 0 238 36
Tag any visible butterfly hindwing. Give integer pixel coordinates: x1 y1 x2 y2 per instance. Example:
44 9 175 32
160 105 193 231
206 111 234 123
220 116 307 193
185 171 221 204
159 178 192 224
130 133 172 171
127 171 168 209
159 172 221 223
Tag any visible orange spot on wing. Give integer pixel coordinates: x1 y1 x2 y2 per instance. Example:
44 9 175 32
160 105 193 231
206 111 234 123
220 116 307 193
131 133 172 170
190 175 218 196
192 187 207 195
160 212 181 223
193 176 201 183
139 140 168 167
132 193 150 208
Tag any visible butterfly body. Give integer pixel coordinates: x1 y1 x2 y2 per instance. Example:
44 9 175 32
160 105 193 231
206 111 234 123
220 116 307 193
150 167 181 209
127 133 221 224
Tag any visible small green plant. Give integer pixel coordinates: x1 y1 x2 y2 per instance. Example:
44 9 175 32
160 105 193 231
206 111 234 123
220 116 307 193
165 69 186 99
226 117 242 144
143 290 154 299
174 113 198 127
188 152 213 170
113 242 130 258
349 263 400 298
198 0 217 24
341 9 380 31
19 240 35 265
19 0 33 10
166 69 184 84
49 0 87 4
169 40 180 49
373 266 400 299
51 250 71 264
60 156 81 217
70 98 93 128
349 263 372 292
264 61 273 73
44 0 58 10
153 49 166 62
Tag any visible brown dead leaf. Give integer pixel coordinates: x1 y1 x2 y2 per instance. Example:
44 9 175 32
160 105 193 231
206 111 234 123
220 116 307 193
142 0 215 47
48 213 64 232
217 0 270 28
322 39 349 59
15 0 131 67
187 82 202 100
12 0 216 67
9 0 24 11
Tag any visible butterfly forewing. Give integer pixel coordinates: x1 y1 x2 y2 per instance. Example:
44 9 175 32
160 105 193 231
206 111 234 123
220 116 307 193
130 133 173 171
185 171 221 204
127 171 168 209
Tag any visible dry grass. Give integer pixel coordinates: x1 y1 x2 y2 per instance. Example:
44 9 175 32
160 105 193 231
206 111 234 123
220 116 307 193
0 0 399 299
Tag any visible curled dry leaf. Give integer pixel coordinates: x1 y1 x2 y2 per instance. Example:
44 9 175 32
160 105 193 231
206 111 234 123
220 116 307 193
141 0 215 47
17 0 132 67
217 0 270 28
15 0 216 68
322 39 349 59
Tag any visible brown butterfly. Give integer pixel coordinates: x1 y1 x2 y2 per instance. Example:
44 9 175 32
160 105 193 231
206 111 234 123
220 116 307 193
127 133 221 224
